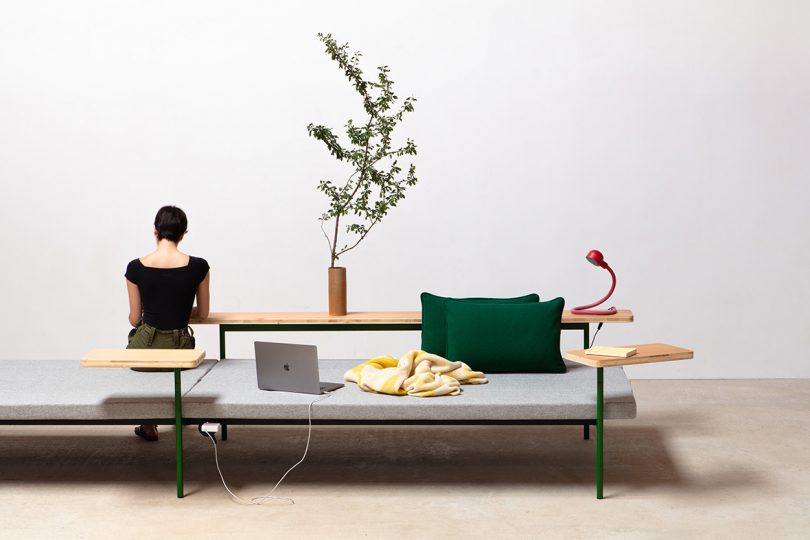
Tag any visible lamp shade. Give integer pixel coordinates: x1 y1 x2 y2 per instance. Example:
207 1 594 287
586 249 606 268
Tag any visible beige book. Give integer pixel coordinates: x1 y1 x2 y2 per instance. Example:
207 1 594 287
585 346 637 358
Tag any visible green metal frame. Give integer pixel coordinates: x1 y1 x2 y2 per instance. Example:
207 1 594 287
218 323 423 360
218 322 586 359
6 320 604 500
212 319 605 499
174 368 184 498
597 366 604 499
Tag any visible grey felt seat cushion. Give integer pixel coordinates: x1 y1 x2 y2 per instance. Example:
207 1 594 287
0 360 218 421
0 359 636 422
183 359 636 421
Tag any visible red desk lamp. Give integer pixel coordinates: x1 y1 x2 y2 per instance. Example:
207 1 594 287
572 249 618 316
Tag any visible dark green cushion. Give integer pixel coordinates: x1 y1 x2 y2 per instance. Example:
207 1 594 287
420 292 539 358
445 297 566 373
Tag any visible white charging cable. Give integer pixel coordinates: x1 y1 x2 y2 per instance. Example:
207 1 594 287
205 391 333 505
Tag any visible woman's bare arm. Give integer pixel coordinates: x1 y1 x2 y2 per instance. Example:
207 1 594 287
126 279 142 327
191 271 210 320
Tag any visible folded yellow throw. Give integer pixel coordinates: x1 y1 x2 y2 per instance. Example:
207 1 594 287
343 350 488 397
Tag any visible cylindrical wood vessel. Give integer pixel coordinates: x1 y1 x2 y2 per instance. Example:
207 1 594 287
328 266 347 316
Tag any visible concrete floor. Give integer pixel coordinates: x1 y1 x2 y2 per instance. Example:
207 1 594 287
0 380 807 540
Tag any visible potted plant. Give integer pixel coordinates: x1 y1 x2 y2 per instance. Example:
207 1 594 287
308 33 418 315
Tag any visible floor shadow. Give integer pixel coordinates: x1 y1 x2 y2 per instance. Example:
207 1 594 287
0 423 767 498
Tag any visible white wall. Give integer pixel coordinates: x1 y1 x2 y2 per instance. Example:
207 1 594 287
1 1 808 378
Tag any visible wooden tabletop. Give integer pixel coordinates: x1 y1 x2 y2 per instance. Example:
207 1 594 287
81 349 206 369
192 309 634 325
564 343 693 368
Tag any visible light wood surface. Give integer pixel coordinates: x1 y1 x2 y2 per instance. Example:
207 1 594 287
561 309 634 323
564 343 693 368
192 309 634 325
81 349 206 369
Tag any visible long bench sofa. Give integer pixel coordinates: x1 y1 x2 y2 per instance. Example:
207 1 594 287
0 358 636 496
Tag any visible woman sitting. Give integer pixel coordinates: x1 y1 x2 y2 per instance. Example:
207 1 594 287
125 205 210 441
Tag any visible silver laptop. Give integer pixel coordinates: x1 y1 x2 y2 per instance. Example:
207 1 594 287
254 341 344 395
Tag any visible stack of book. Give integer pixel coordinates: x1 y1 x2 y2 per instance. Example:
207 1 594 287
585 346 637 358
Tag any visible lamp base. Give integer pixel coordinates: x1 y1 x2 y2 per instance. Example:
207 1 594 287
571 307 617 316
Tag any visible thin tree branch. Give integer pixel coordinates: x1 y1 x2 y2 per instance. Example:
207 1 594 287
319 220 333 256
330 116 375 265
331 213 340 267
333 168 361 210
335 217 381 258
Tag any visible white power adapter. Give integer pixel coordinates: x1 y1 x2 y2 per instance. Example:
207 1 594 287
201 422 221 434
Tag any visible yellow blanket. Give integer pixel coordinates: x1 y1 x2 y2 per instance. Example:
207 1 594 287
343 350 488 397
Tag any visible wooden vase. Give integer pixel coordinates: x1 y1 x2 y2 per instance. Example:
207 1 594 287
328 266 347 316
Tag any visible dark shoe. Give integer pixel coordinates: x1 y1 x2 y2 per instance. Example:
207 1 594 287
135 424 159 441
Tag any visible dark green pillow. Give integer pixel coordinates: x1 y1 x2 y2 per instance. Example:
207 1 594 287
445 297 566 373
420 292 540 357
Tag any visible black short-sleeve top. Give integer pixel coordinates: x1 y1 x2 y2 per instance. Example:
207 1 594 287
125 256 210 330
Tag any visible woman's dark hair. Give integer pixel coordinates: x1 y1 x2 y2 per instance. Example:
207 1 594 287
154 206 188 243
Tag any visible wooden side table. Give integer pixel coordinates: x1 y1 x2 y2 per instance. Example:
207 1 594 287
564 343 694 499
81 348 206 498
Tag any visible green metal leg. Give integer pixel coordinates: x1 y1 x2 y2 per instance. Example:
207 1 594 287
175 368 184 498
596 366 604 499
219 325 226 360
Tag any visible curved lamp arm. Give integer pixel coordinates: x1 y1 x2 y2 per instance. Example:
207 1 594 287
572 264 617 315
